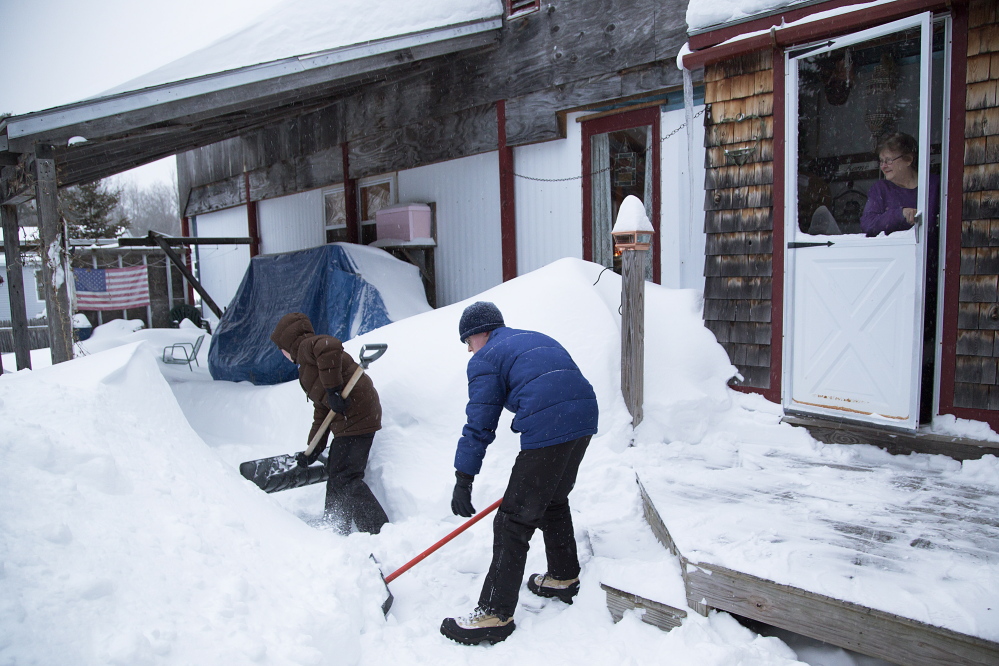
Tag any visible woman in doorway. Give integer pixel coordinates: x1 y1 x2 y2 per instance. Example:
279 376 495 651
860 132 940 236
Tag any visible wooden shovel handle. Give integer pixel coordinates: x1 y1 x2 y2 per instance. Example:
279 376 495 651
303 363 365 456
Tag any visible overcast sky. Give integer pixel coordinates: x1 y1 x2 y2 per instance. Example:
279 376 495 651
0 0 284 188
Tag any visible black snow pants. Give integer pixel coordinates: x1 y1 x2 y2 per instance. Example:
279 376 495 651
478 435 590 619
324 433 389 534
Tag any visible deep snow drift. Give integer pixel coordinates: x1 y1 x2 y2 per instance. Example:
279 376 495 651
2 258 995 665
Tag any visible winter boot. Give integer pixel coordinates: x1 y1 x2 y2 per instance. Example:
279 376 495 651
440 607 515 645
527 573 580 603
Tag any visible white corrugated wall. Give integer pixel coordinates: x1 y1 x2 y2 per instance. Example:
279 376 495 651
192 206 251 324
513 112 584 275
257 189 325 255
398 152 502 307
660 103 707 292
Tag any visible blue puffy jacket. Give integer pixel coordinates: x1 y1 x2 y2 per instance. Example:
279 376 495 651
455 327 599 476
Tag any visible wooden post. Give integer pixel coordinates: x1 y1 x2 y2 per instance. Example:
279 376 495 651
2 204 32 370
33 145 74 364
621 247 646 426
341 143 359 245
497 100 517 281
181 217 195 304
244 172 260 257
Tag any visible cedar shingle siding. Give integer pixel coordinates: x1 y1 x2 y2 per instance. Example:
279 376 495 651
702 51 775 390
958 0 999 409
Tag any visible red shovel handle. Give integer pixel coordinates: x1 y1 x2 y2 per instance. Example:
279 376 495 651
384 498 503 584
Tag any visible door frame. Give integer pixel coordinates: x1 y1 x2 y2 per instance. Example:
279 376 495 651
781 13 936 429
760 8 962 426
581 106 662 284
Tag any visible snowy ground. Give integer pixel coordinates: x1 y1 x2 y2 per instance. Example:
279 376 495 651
2 258 992 665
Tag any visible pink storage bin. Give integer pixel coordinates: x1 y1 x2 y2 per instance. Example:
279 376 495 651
375 203 432 241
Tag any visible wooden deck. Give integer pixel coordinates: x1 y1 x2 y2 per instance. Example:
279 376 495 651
781 413 999 460
634 443 999 666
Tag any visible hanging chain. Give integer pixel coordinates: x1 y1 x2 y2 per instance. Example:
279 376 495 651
512 107 706 182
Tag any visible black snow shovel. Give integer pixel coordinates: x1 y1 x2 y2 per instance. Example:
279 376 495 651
238 343 388 493
377 497 503 615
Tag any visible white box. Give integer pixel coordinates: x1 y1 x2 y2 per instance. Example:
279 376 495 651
375 203 432 241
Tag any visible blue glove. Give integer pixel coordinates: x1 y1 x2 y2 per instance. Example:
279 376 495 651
326 387 351 415
451 471 475 517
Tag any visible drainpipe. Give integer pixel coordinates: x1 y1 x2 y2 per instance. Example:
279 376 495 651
681 60 699 290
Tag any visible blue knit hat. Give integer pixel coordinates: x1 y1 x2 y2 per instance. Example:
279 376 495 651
459 301 504 342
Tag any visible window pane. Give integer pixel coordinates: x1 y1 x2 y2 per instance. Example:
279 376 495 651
360 183 392 221
796 26 942 236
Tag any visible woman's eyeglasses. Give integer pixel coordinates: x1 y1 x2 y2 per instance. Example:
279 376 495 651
879 155 905 166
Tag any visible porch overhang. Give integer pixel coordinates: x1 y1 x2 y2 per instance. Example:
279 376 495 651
0 16 502 204
681 0 952 69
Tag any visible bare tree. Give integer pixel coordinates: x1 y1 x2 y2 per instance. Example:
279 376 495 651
118 180 181 238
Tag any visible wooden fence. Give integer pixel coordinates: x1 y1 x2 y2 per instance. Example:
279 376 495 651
0 320 49 353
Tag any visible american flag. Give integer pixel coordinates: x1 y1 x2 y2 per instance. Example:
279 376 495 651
73 266 150 311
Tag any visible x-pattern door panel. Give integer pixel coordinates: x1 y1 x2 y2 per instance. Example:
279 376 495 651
791 246 916 421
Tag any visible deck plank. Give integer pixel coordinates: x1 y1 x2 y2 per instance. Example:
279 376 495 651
636 440 999 665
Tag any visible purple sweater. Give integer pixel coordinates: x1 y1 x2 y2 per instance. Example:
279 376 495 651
860 175 941 236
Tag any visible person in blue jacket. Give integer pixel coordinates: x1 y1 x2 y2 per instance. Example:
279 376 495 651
440 301 599 645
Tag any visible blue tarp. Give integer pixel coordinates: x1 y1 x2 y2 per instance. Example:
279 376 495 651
207 245 391 385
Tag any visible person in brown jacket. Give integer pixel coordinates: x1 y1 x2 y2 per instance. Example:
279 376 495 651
270 312 389 534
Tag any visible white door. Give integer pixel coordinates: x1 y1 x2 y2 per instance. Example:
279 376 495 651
784 14 939 429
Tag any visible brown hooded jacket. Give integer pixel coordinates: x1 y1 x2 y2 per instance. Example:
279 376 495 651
270 313 381 446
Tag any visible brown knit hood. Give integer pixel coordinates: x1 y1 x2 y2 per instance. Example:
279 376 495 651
270 312 314 362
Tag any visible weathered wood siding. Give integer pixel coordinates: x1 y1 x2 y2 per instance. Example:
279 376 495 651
178 0 690 217
957 0 999 410
701 51 776 390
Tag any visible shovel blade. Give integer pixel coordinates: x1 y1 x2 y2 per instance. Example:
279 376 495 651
239 454 329 493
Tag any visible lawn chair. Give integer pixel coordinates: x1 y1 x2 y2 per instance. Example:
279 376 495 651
162 334 205 371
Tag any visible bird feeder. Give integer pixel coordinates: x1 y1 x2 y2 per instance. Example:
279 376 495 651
611 195 656 252
612 229 654 252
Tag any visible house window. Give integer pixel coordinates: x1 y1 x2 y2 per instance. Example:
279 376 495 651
323 186 348 243
358 175 396 245
34 269 45 302
506 0 540 19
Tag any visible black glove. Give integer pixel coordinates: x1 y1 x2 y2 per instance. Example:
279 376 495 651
451 470 476 517
295 444 326 468
326 387 351 415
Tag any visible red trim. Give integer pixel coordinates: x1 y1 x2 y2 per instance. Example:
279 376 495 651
691 0 877 50
341 143 359 244
180 216 195 304
938 3 978 423
684 0 952 69
497 100 518 281
244 173 260 258
581 106 662 283
767 48 786 406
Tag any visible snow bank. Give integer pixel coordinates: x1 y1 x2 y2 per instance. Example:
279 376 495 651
0 343 388 665
1 257 866 665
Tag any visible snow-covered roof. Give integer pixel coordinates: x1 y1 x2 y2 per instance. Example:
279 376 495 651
3 0 503 151
102 0 504 96
686 0 810 33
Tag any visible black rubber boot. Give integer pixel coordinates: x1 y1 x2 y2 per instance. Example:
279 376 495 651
527 573 579 603
440 608 515 645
